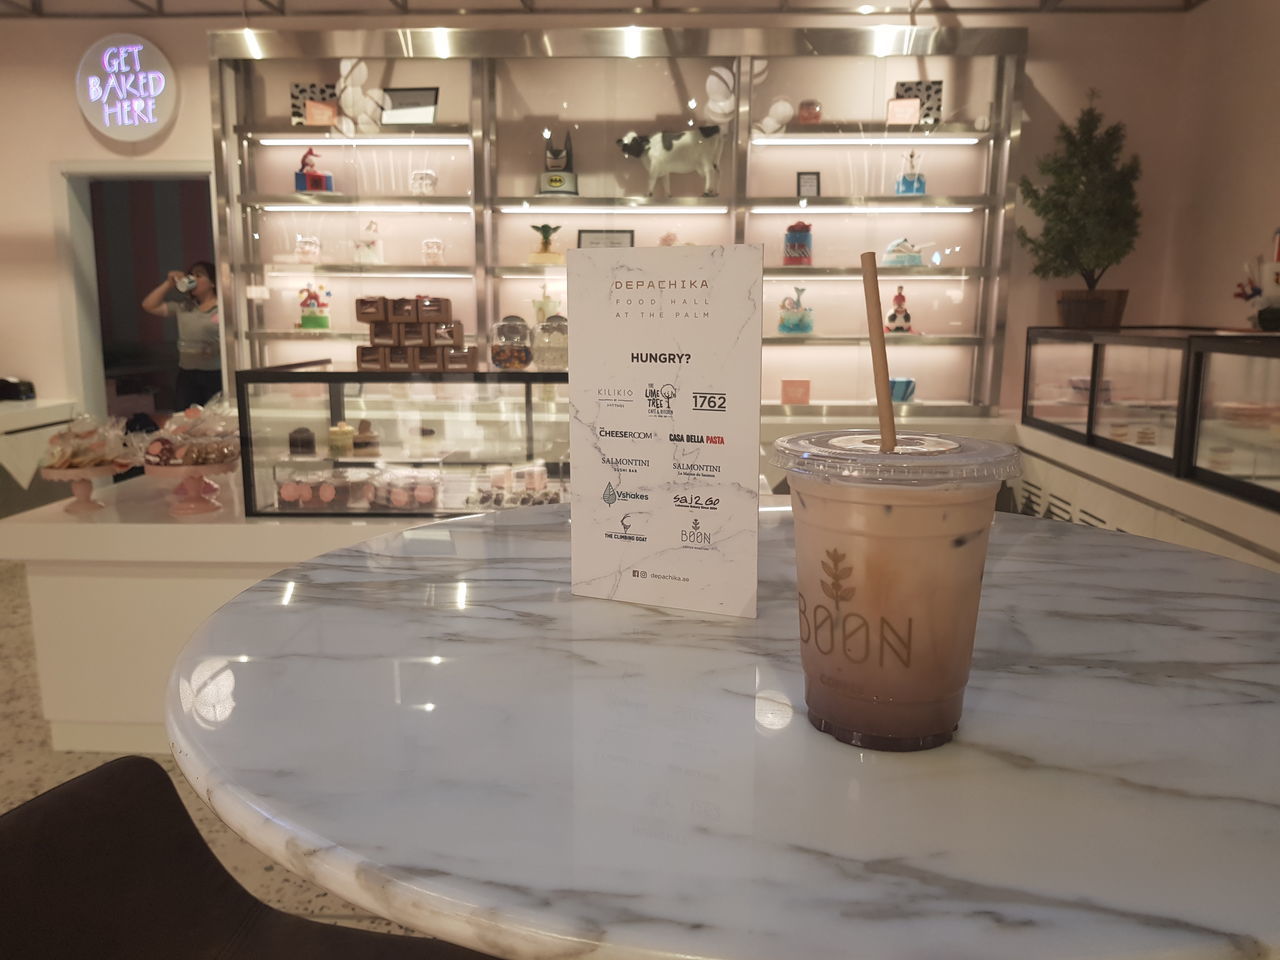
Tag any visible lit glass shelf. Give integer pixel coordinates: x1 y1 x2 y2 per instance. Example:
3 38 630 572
243 194 474 213
750 123 988 147
238 125 471 146
492 265 567 278
764 335 981 346
248 264 476 279
247 330 372 342
764 266 978 280
749 196 989 215
495 196 729 215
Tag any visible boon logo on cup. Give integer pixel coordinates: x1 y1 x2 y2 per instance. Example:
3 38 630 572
799 549 913 668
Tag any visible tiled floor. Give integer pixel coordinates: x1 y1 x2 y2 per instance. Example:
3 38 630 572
0 559 419 937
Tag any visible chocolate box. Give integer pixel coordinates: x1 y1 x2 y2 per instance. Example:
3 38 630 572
400 321 428 347
416 296 453 323
426 319 464 347
368 321 400 347
385 345 414 371
355 297 387 323
356 346 388 371
388 298 418 321
416 347 445 372
440 346 479 372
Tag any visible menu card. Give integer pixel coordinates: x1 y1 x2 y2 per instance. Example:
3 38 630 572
568 244 762 618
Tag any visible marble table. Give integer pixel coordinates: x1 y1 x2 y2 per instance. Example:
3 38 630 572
167 504 1280 960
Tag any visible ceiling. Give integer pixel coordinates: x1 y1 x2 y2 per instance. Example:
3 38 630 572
0 0 1218 17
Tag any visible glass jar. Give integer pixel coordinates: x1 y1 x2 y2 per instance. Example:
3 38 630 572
533 314 568 371
490 315 533 371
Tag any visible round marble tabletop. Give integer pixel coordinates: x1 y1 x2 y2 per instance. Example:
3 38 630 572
167 505 1280 960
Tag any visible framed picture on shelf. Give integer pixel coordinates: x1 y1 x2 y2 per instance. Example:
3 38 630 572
886 97 922 125
578 229 634 249
894 80 943 125
290 82 337 126
796 172 821 198
381 87 439 125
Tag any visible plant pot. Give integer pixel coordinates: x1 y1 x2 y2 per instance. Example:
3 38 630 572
1056 289 1128 328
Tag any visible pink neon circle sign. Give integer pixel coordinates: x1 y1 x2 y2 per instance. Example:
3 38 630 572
76 33 177 143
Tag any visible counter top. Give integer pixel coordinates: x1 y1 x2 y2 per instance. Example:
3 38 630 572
0 398 77 435
168 505 1280 960
0 471 422 564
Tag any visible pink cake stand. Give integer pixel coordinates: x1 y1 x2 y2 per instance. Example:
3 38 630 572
145 460 240 517
40 464 126 514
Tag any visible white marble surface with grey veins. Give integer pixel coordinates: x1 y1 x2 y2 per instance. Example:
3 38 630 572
168 505 1280 960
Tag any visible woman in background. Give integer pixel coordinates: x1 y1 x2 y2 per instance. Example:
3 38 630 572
141 261 221 409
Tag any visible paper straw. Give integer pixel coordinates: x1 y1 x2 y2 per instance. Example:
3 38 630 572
860 251 898 454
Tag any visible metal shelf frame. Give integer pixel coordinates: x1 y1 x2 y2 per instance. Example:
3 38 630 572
210 25 1026 412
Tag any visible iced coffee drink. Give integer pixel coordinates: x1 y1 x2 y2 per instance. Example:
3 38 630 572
772 431 1021 751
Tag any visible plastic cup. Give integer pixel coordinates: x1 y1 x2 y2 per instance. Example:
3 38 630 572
771 430 1021 751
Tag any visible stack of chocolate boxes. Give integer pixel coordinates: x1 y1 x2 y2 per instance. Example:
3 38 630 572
354 296 478 371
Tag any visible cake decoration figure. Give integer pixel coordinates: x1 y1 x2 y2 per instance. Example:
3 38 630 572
778 287 814 335
895 149 926 195
885 285 916 334
298 283 330 329
529 224 563 265
295 148 334 192
539 129 578 196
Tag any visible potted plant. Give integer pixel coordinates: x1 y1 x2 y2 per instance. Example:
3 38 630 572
1017 93 1142 328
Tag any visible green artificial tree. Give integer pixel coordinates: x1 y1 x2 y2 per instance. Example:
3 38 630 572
1017 92 1142 300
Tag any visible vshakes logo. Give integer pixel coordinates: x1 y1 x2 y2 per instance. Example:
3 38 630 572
604 512 647 542
602 482 649 505
597 428 655 440
645 383 677 418
597 387 634 409
669 433 725 444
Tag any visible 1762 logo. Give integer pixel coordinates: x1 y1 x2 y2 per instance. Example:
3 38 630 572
798 548 912 667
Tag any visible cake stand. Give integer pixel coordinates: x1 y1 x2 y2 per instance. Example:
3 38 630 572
40 464 127 514
145 460 240 517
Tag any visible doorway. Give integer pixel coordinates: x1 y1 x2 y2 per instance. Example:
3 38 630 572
87 178 217 421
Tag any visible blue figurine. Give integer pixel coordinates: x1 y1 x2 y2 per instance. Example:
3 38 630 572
895 149 926 196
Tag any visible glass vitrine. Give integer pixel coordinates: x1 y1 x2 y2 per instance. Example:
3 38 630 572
1022 328 1096 441
236 363 570 517
1189 335 1280 510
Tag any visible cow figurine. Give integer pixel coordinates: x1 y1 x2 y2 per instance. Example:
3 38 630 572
616 125 723 198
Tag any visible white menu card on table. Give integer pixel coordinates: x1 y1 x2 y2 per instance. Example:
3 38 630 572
568 244 762 618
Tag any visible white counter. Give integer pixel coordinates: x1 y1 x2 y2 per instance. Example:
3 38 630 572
0 473 421 752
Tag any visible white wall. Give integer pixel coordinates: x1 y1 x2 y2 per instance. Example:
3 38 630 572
0 10 1250 411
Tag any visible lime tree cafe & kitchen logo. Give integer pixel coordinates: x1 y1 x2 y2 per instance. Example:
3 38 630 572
76 34 177 142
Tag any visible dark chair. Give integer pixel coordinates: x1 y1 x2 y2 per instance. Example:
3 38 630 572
0 756 500 960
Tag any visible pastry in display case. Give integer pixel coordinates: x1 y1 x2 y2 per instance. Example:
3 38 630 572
236 366 570 517
533 314 568 372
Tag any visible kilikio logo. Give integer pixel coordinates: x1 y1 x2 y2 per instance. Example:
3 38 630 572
76 34 177 142
799 549 913 668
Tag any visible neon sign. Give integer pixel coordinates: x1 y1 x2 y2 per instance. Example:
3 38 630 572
76 34 176 143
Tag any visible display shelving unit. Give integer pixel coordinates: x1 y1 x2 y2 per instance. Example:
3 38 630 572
210 26 1025 416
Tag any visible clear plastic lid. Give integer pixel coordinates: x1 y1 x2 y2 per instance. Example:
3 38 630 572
771 430 1021 485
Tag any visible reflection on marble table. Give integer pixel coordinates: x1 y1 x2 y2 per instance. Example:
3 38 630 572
168 505 1280 960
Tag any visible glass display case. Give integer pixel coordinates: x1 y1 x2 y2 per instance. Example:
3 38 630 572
210 26 1026 416
235 363 570 517
1188 336 1280 510
1023 327 1280 510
